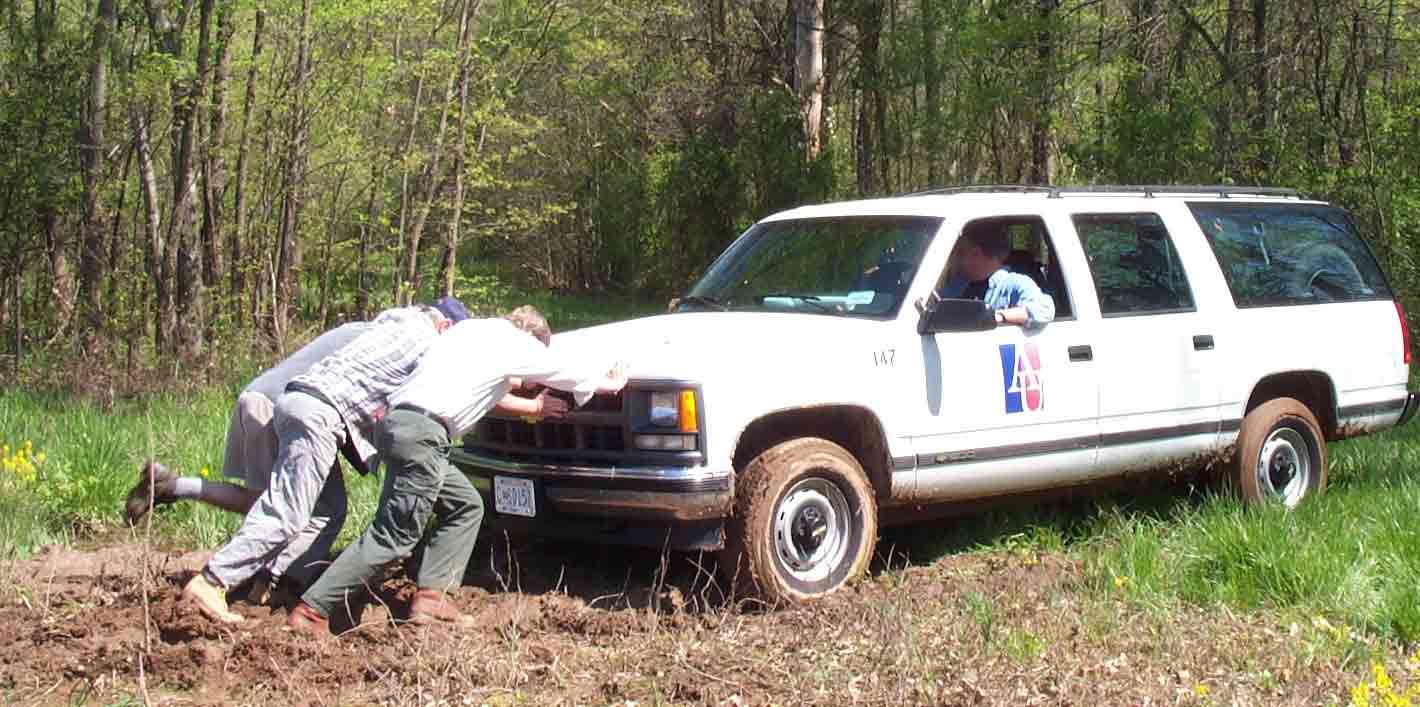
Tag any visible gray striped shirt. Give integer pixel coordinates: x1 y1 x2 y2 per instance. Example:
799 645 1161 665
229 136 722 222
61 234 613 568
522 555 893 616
287 307 439 461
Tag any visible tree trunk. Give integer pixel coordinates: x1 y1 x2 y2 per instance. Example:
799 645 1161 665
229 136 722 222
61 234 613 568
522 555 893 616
1029 0 1058 185
404 28 464 302
231 8 263 328
132 108 173 350
395 70 428 305
1250 0 1272 175
439 0 476 298
795 0 825 161
34 0 73 341
142 0 202 355
272 0 313 349
106 148 133 315
854 0 883 196
922 0 941 185
77 0 115 351
1214 0 1241 178
1382 0 1395 102
202 0 233 334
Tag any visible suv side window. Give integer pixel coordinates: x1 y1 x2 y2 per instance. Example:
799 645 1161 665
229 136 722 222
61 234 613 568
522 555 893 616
1187 202 1391 307
1074 213 1195 316
933 215 1075 319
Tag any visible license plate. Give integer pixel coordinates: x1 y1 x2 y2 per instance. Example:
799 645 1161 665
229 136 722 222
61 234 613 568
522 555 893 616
493 476 536 517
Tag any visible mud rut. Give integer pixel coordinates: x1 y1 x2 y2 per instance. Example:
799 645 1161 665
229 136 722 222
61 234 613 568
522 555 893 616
0 532 1372 705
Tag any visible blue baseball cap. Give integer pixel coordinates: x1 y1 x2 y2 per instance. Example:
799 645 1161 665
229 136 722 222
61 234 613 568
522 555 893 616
432 296 471 323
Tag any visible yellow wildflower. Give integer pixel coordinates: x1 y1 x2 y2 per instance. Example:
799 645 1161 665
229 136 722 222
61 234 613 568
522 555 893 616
1193 683 1209 697
1375 663 1393 694
1352 681 1371 707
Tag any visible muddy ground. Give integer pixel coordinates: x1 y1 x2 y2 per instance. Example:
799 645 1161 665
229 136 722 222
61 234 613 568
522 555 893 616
0 529 1400 706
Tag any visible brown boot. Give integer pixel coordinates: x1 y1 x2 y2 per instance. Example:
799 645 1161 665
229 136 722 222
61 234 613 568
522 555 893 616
286 602 329 636
408 588 476 628
124 461 178 526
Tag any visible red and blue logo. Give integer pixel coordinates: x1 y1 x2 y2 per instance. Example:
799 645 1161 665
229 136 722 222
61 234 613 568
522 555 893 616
999 343 1044 413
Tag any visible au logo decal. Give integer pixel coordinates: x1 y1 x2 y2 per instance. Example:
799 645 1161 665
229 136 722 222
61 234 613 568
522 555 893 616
1000 343 1044 413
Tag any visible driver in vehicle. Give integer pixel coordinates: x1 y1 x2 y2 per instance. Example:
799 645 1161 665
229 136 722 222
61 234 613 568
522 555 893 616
934 221 1055 328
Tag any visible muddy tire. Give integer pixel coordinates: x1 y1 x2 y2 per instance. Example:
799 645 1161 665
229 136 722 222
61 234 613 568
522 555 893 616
1233 397 1327 507
719 438 877 605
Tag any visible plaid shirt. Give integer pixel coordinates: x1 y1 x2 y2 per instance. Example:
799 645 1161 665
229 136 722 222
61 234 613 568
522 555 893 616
287 306 439 462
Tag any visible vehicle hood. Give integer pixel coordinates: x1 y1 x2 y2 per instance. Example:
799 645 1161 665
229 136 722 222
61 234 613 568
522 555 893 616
551 312 896 385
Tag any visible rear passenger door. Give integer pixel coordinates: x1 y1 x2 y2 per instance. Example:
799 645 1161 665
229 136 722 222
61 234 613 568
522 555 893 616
1070 211 1226 475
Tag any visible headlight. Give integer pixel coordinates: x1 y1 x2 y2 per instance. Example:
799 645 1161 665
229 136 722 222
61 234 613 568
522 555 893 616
649 392 679 427
637 388 700 451
648 390 699 433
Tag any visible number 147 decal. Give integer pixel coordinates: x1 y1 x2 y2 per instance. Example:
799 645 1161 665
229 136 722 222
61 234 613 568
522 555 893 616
1000 343 1044 413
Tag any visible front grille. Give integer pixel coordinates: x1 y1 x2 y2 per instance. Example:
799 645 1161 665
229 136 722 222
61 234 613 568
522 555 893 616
465 390 627 462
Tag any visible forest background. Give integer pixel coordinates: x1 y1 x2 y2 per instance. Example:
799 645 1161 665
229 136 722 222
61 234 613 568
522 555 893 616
3 0 1419 373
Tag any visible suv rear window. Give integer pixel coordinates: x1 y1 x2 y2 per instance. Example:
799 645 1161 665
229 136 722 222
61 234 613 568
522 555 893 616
1188 202 1391 307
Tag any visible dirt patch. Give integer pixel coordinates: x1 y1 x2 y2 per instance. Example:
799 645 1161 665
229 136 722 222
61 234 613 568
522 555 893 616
0 535 1403 705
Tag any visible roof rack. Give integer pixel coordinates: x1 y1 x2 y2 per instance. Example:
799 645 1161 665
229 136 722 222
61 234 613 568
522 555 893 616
905 185 1056 197
1045 185 1301 199
904 184 1302 199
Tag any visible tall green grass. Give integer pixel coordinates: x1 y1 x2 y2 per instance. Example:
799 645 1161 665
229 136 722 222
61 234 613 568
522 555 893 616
1086 423 1420 642
0 291 659 561
884 420 1420 642
0 381 396 559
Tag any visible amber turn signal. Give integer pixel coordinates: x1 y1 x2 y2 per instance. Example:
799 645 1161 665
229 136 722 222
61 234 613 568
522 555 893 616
678 390 698 433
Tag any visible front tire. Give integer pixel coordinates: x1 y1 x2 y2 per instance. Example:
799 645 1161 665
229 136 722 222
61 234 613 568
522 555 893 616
720 438 877 605
1234 397 1327 508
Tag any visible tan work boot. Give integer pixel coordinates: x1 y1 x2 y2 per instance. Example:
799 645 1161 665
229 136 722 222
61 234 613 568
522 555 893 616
285 602 329 636
124 461 178 526
183 573 244 624
409 588 476 628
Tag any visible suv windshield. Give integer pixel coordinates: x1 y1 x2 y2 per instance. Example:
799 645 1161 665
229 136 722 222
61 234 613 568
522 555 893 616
679 216 941 317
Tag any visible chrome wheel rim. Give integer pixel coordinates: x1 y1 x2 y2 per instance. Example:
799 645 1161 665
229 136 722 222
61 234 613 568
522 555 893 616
1255 427 1311 508
773 477 851 584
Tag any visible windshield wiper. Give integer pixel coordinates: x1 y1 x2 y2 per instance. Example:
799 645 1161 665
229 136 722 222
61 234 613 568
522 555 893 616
758 293 839 314
676 295 728 311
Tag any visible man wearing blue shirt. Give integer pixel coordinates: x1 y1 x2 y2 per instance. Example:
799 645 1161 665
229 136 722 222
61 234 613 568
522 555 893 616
938 221 1055 327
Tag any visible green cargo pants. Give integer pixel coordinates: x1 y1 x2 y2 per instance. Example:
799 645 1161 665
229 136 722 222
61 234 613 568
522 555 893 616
302 408 483 619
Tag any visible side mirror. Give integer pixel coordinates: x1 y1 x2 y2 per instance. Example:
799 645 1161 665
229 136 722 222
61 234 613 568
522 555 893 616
917 296 997 334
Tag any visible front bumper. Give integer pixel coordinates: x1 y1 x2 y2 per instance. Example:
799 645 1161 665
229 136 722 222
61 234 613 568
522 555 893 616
1399 391 1420 427
448 447 733 522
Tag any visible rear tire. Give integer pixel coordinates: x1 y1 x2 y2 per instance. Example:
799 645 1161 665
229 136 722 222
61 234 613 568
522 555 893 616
719 438 877 605
1234 397 1327 508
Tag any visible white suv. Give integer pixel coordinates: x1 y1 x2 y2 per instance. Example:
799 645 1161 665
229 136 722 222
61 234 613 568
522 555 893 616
452 185 1416 603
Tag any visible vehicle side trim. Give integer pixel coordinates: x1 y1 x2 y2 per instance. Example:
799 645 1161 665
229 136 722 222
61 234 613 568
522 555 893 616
911 421 1231 468
1337 397 1409 420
